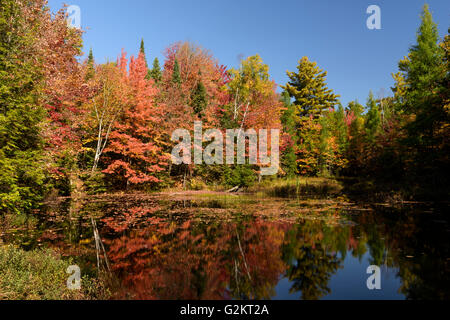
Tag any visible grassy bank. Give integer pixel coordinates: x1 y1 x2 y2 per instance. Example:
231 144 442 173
0 245 109 300
246 177 343 198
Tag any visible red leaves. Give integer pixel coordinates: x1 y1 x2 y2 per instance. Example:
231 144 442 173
101 52 167 188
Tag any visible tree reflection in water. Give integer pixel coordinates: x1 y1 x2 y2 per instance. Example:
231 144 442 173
2 196 448 300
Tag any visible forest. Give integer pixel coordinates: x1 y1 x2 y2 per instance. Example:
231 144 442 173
0 0 449 215
0 0 450 303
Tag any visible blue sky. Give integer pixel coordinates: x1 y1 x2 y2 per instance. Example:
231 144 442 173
47 0 449 106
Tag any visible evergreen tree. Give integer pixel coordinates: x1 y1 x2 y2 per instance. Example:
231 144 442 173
399 4 445 145
281 57 339 176
0 0 47 214
172 58 181 85
150 57 162 83
139 38 148 67
139 38 153 79
86 48 95 80
191 79 207 116
280 91 297 177
282 56 339 119
394 4 449 194
364 91 381 144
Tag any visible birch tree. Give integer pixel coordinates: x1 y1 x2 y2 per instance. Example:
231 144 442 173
86 61 127 172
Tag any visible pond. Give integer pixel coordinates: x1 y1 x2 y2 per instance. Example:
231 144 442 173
1 193 449 300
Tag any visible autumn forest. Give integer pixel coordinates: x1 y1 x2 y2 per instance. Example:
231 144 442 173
0 0 449 302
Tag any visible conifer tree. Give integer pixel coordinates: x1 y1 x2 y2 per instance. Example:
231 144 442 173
191 79 207 116
86 48 95 80
282 56 339 120
0 0 46 214
398 4 445 145
150 57 162 83
394 4 448 191
139 38 153 79
280 91 297 176
140 38 148 67
365 91 381 144
172 59 181 85
281 57 339 176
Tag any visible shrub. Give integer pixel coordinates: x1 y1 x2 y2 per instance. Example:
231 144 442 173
0 245 109 300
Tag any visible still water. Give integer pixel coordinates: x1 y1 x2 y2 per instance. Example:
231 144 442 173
1 193 449 300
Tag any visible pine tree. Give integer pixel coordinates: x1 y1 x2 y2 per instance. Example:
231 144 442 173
281 57 339 176
150 57 162 83
282 56 339 120
365 91 381 144
172 59 181 85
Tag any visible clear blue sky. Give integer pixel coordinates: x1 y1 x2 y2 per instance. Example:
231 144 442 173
47 0 449 106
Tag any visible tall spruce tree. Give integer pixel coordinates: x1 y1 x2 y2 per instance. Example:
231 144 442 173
191 79 207 116
86 48 95 80
0 0 47 214
139 38 152 79
139 38 148 67
172 59 181 85
399 4 445 145
150 57 162 83
395 4 448 193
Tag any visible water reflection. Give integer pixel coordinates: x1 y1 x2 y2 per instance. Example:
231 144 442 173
1 195 449 300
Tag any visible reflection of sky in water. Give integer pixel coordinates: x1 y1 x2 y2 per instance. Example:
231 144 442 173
274 248 403 300
4 196 447 300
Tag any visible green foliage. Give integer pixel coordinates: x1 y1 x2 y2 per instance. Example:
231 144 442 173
222 165 256 188
139 38 148 68
399 4 446 144
392 4 449 195
282 57 340 176
250 177 343 198
0 245 73 299
0 245 109 300
80 171 107 195
150 57 162 83
280 91 297 177
86 48 95 80
0 0 47 214
364 91 381 144
282 56 339 119
332 104 348 153
188 177 207 190
191 80 207 116
172 59 181 85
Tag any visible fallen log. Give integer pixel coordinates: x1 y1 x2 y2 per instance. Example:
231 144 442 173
227 185 240 193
